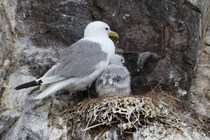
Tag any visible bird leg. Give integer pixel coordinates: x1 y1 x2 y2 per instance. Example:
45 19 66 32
87 85 92 98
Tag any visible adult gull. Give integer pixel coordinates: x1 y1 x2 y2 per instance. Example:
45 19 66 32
15 21 119 99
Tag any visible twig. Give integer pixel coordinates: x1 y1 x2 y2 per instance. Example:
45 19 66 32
94 128 108 140
82 122 107 132
150 79 163 93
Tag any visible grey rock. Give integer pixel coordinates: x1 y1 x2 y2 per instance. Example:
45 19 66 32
5 112 49 140
0 0 209 139
205 35 210 45
188 2 210 117
11 0 206 97
0 115 18 139
123 52 161 93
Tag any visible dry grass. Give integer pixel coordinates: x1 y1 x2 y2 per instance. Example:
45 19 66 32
55 92 208 139
63 92 209 139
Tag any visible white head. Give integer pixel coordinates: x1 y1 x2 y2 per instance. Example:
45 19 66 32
109 54 125 65
84 21 119 38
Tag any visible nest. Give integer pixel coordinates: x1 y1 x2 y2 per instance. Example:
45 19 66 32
66 93 209 139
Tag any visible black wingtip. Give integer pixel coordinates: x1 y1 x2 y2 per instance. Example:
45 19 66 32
15 80 42 90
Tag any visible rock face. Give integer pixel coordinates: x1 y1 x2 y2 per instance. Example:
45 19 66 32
187 0 210 119
0 0 210 139
15 0 203 95
188 20 210 117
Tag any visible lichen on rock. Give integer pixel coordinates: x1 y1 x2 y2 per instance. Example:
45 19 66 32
0 0 210 139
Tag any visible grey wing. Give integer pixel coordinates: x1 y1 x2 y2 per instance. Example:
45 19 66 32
108 66 131 91
40 40 107 84
108 66 130 85
95 65 130 93
97 65 129 85
110 65 129 78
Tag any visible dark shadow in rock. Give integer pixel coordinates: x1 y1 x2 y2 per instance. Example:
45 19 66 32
123 52 161 94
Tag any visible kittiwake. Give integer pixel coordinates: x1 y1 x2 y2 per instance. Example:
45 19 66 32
95 54 131 97
15 21 119 100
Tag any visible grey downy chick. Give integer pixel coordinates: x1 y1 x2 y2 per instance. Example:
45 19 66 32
95 54 131 97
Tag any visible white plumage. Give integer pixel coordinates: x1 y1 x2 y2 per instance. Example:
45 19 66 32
95 54 131 97
15 21 119 100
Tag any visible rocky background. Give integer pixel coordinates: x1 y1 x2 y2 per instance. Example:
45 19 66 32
0 0 210 139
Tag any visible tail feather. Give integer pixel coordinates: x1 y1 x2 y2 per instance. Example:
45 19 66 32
35 84 60 99
15 80 43 90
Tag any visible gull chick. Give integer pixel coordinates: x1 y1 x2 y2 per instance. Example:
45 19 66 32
15 21 119 100
95 54 131 97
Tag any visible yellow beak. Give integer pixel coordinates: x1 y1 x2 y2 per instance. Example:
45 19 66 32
109 31 119 38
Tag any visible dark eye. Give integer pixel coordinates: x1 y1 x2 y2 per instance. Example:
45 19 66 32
105 27 108 30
